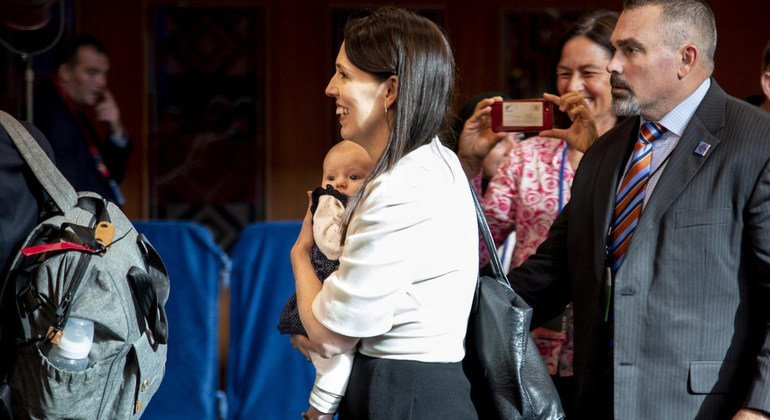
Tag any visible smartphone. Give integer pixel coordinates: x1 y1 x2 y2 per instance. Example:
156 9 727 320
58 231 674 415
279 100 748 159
491 99 553 132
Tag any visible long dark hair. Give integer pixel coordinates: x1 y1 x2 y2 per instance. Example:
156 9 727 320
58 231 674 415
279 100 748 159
342 7 456 225
562 10 617 57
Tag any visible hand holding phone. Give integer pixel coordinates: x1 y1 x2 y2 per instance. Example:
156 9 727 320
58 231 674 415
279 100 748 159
538 92 599 153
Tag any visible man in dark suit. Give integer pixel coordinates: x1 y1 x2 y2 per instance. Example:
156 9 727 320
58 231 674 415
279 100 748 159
511 1 770 418
33 34 131 205
460 0 770 418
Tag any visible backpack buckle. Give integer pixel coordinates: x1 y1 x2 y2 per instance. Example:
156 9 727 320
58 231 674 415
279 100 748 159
95 221 115 251
46 326 63 345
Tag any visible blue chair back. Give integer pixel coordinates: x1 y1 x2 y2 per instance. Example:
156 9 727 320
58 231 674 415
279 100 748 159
226 221 314 419
133 220 229 420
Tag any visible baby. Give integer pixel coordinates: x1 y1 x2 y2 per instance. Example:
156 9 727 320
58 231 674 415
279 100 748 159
278 140 374 418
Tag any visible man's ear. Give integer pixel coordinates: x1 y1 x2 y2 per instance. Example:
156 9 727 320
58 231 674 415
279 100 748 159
384 75 398 109
57 64 71 84
677 43 698 79
761 70 770 101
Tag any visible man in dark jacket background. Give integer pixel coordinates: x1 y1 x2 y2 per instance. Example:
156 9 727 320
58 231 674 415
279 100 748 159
33 34 131 206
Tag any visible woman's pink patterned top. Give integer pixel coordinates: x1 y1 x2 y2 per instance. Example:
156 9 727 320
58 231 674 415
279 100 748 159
474 135 575 377
478 136 574 267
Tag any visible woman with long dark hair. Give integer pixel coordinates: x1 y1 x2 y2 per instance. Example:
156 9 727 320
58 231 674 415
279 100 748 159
290 8 478 419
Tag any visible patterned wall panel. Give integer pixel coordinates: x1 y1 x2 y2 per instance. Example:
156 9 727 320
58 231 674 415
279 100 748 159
148 4 266 249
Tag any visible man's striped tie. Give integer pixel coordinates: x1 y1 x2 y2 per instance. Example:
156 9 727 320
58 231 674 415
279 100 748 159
602 121 667 386
608 121 666 273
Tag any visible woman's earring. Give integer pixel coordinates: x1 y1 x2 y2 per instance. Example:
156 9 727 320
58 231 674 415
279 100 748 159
384 101 388 115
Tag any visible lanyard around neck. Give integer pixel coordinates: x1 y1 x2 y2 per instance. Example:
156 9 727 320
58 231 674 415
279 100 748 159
558 143 568 213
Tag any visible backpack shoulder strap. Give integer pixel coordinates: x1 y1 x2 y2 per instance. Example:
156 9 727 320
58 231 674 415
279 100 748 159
0 110 77 212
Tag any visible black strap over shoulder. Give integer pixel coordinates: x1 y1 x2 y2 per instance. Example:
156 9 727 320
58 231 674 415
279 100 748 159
464 181 566 419
0 111 78 213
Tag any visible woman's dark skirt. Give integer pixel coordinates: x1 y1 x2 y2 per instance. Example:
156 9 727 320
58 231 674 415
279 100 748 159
338 353 478 419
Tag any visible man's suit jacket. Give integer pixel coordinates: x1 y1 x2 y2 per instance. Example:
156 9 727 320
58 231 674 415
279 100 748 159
512 80 770 419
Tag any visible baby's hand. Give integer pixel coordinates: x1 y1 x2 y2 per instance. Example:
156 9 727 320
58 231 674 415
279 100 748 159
301 405 334 420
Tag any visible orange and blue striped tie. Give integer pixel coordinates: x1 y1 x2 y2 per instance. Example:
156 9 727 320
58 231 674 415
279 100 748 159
608 121 666 273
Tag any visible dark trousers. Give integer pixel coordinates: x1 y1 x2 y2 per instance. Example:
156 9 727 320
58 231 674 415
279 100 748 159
553 375 576 419
339 354 478 420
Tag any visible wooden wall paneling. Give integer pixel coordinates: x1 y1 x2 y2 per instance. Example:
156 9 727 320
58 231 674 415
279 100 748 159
267 0 328 220
709 0 770 101
69 0 770 222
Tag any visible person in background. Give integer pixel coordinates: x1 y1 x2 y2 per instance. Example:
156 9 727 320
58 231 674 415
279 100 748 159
290 7 479 419
454 91 521 193
748 40 770 113
0 122 52 277
458 10 619 416
33 34 131 205
455 91 521 272
0 117 54 416
501 0 770 418
278 140 374 419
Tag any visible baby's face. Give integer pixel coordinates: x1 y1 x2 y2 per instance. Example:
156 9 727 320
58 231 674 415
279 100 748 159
322 146 373 196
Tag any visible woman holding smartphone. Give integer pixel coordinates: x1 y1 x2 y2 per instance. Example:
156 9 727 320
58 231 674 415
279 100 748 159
457 10 620 417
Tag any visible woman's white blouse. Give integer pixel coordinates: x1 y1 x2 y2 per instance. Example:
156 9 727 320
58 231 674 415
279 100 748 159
312 138 479 363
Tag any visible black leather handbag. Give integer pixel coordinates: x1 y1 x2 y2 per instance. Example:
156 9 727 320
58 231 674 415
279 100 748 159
464 188 565 420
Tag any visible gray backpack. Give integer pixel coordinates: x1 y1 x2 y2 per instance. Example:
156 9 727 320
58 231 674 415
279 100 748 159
0 111 169 419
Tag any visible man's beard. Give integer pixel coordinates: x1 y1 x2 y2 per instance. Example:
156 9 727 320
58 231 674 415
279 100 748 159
610 74 641 116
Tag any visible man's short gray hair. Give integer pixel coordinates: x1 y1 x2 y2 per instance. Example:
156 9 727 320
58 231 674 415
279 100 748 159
624 0 717 72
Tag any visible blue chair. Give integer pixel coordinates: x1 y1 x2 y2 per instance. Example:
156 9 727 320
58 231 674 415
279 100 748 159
227 221 314 419
133 221 230 420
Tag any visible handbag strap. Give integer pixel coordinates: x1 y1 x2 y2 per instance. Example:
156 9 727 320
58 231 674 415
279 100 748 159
0 110 78 212
469 183 511 288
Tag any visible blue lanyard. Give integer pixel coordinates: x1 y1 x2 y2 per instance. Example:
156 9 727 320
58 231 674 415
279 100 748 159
558 142 568 213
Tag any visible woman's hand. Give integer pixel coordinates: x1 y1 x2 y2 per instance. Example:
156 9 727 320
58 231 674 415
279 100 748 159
457 96 512 179
540 91 598 153
732 408 770 420
289 192 359 358
291 195 315 264
290 334 312 360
